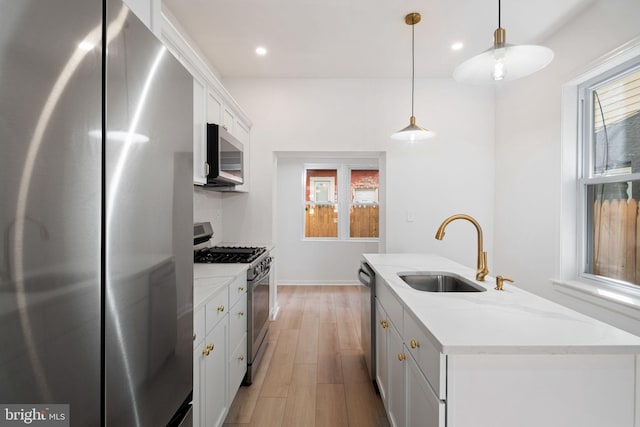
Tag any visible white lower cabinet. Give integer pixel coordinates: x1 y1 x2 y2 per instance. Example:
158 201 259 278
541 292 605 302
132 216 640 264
228 288 247 397
387 323 405 427
201 318 228 427
229 334 247 396
405 350 445 427
376 276 446 427
193 272 248 427
375 301 389 406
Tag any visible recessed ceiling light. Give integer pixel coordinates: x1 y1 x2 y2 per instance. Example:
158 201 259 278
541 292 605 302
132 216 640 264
255 46 268 56
451 42 464 51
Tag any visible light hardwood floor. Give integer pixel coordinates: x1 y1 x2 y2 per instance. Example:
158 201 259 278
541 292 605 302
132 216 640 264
223 285 390 427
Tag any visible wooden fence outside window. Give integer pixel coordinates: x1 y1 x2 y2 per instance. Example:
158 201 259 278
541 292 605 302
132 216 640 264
593 199 639 285
304 204 379 238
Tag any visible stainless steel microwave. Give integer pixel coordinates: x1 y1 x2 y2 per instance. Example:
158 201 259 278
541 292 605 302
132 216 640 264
206 123 244 187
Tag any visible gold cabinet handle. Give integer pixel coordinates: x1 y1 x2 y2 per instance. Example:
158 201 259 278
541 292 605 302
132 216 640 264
397 353 406 361
239 355 245 361
202 344 214 356
217 305 225 313
410 339 420 349
379 320 389 329
238 311 245 316
238 286 245 292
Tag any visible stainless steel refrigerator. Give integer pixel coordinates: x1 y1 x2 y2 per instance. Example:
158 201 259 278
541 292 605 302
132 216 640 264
0 1 193 425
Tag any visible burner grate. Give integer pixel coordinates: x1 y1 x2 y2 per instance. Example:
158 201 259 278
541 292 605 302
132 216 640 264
194 246 266 264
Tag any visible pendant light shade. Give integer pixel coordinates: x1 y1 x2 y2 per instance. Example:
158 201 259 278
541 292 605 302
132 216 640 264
391 12 435 142
391 115 434 141
453 0 553 84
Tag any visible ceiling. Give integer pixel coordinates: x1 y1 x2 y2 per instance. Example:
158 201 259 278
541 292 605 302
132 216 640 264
162 0 594 79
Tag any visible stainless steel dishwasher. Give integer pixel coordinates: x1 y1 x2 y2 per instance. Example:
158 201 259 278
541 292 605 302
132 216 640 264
358 261 376 384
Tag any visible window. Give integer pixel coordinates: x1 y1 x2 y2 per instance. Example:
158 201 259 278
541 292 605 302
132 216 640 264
304 165 379 240
305 169 338 238
349 169 379 238
579 63 640 287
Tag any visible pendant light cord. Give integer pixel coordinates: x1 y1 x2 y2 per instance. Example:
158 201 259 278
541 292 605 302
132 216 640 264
498 0 501 27
411 15 415 117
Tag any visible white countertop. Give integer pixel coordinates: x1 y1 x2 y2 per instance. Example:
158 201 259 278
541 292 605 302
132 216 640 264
363 253 640 355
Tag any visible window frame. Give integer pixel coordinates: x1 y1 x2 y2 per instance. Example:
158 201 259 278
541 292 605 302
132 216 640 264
577 59 640 289
554 38 640 312
577 57 640 288
302 163 379 242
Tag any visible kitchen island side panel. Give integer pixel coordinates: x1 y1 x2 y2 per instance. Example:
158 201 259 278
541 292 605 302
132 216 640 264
447 353 636 427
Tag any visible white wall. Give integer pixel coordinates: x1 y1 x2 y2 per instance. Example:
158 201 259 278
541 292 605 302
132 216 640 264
494 0 640 334
275 156 380 283
221 78 495 282
193 187 223 245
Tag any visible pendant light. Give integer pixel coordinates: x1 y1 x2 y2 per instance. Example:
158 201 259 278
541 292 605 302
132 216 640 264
453 0 554 84
391 12 435 142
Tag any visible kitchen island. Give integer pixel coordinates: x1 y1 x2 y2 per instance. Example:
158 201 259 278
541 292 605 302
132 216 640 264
364 253 640 427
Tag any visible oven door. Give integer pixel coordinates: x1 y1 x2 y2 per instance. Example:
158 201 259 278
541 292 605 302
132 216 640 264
246 264 270 384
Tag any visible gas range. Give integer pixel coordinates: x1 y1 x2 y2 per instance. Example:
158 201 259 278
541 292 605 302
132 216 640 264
193 222 271 280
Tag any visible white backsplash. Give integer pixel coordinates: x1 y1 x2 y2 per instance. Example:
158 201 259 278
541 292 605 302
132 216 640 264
194 186 223 245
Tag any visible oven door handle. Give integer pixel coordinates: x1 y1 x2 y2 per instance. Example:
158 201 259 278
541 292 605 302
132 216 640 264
262 263 271 278
250 261 272 283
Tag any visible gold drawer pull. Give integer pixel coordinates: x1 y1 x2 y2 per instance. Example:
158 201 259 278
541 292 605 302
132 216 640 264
239 355 245 361
380 320 389 329
217 305 225 313
238 286 245 292
397 353 406 362
410 339 420 349
238 311 245 316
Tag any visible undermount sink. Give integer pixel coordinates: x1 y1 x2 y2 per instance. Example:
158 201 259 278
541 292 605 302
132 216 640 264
398 271 487 292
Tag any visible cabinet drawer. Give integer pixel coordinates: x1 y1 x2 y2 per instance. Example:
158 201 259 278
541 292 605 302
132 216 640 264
377 278 404 334
194 307 205 347
229 296 247 351
229 334 247 395
404 310 446 399
406 350 446 427
229 273 247 308
205 286 229 334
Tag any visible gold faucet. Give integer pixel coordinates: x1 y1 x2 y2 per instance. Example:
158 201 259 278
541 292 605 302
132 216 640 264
435 214 489 281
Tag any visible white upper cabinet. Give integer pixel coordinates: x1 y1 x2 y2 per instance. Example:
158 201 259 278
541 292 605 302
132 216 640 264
123 0 152 28
193 76 207 185
207 90 223 125
222 106 235 134
158 7 252 190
